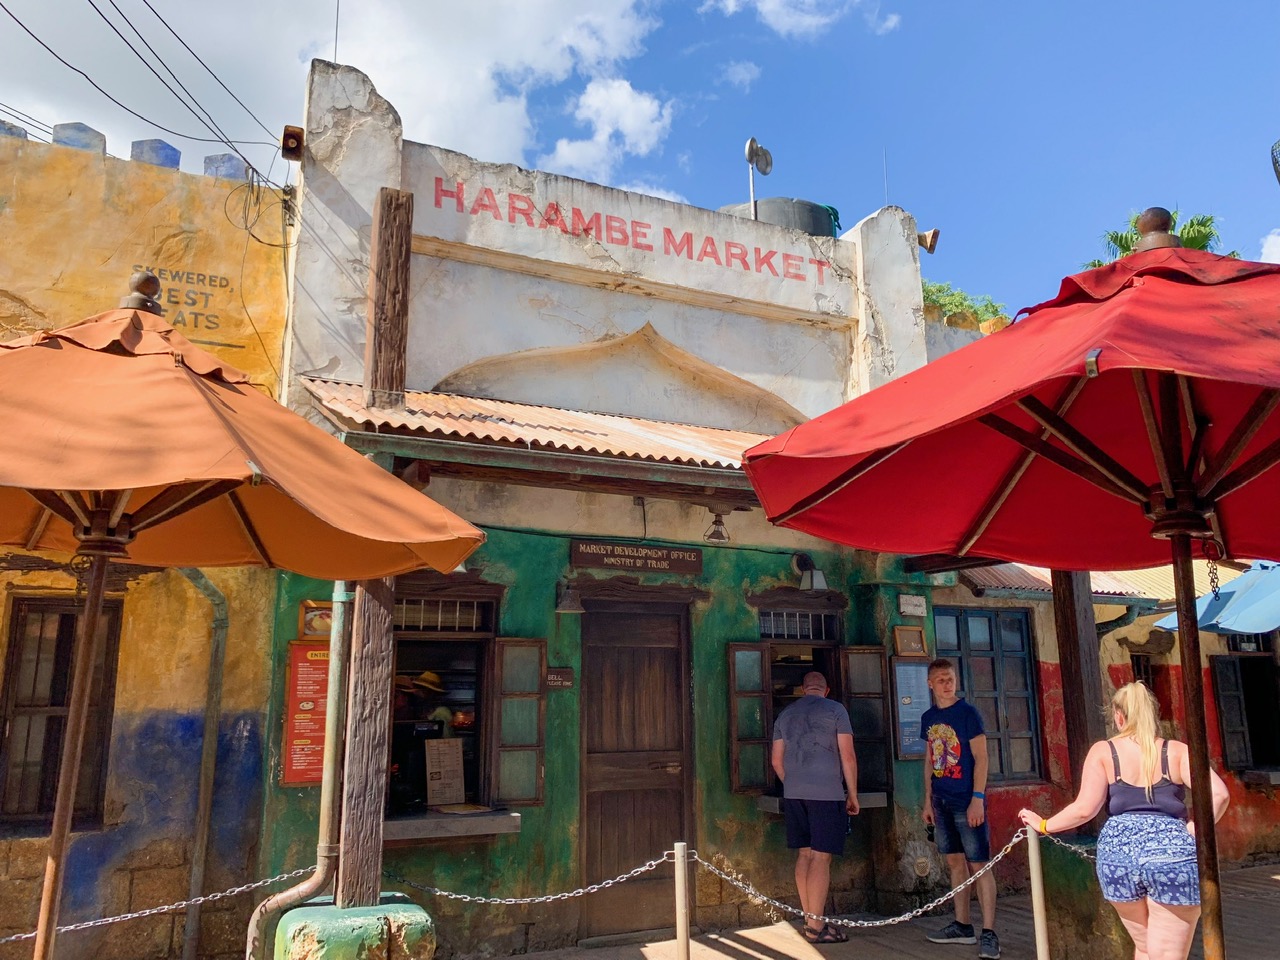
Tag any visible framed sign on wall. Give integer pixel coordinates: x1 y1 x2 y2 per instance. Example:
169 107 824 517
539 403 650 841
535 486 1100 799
891 657 931 760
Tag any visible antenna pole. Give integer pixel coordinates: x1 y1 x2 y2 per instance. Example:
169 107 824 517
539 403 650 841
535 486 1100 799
749 164 757 220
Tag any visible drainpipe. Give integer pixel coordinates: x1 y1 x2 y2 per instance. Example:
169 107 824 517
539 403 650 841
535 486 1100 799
178 569 229 960
1096 604 1145 640
245 581 353 960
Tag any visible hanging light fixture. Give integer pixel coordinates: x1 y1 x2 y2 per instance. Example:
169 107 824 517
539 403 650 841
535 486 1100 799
703 512 730 544
793 552 828 592
555 580 585 614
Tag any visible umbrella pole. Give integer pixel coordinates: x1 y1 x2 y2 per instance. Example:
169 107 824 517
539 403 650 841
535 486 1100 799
1171 534 1225 960
32 552 110 960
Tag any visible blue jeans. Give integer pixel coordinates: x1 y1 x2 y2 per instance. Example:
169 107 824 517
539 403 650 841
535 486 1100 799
932 794 990 862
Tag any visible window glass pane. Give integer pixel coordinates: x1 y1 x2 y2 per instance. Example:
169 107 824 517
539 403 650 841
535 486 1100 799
987 737 1003 775
1002 658 1029 693
998 615 1026 652
935 614 959 650
1010 738 1035 774
969 657 996 693
734 649 764 692
974 697 999 733
2 715 40 814
735 696 765 740
848 698 885 737
855 741 889 792
500 698 539 746
737 743 767 789
498 750 538 801
501 645 540 694
846 652 882 695
968 615 992 651
1005 698 1031 733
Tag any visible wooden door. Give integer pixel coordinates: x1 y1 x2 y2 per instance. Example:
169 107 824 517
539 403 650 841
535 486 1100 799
580 603 690 938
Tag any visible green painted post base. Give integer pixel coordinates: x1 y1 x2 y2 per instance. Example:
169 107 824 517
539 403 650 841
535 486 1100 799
1042 838 1129 960
274 899 436 960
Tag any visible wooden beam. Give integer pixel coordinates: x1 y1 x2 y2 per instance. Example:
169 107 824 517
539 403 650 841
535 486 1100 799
1050 570 1104 792
771 442 909 525
1196 388 1280 498
1204 433 1280 502
365 187 414 410
1133 371 1175 499
1017 396 1148 501
901 553 1005 575
336 577 396 907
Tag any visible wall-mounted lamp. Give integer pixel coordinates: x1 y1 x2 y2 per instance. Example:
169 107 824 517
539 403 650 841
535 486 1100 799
555 581 585 615
793 552 828 592
703 512 731 545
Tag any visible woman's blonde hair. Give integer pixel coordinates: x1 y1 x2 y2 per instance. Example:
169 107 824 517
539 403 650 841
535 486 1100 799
1112 681 1162 798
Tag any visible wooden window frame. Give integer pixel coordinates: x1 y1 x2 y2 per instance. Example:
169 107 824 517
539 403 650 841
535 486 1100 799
841 646 891 793
0 596 123 831
490 638 547 806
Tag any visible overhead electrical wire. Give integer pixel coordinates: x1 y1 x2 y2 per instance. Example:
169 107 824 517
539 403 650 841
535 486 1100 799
0 100 53 134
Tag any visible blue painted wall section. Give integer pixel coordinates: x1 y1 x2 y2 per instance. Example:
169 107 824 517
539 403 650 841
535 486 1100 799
131 139 181 169
204 153 248 180
0 120 26 139
51 122 106 154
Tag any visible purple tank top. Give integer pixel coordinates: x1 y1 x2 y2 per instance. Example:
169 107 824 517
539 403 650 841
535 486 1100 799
1106 739 1188 820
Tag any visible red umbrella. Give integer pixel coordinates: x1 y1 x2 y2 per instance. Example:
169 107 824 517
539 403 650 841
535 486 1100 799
744 225 1280 960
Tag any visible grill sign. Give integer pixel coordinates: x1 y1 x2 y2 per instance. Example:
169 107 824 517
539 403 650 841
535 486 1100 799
571 539 703 574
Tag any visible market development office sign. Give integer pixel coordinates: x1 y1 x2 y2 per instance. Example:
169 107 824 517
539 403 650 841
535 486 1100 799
571 539 703 574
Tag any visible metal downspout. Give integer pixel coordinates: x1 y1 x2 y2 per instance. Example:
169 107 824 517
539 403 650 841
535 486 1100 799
179 569 230 960
245 581 353 960
1096 604 1144 639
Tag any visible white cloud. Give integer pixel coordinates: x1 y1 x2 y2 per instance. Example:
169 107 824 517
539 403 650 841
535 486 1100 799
1261 229 1280 264
719 60 762 92
618 181 688 204
540 78 675 184
699 0 899 39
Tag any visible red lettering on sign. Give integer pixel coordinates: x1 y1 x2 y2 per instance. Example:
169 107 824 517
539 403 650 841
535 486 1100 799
754 247 778 276
631 220 653 252
434 177 465 213
605 216 629 245
697 236 723 266
724 241 749 271
508 193 536 227
808 258 830 285
541 202 570 234
572 208 601 238
664 228 693 258
782 254 805 281
470 187 502 220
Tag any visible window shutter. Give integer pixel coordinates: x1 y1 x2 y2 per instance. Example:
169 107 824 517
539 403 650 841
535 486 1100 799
1210 655 1253 770
493 639 546 804
728 643 770 793
842 647 889 792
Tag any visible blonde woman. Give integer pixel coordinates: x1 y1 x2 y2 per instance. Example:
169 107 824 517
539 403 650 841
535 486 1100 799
1018 682 1229 960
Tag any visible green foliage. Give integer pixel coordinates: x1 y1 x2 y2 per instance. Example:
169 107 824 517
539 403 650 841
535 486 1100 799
1084 210 1240 268
921 280 1006 322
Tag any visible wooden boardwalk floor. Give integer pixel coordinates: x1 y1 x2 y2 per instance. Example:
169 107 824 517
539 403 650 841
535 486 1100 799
518 862 1278 960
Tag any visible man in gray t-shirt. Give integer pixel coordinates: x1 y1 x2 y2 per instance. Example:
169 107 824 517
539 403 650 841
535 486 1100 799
771 671 859 943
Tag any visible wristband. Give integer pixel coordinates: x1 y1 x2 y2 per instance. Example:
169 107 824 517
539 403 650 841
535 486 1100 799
1039 818 1049 835
972 791 985 800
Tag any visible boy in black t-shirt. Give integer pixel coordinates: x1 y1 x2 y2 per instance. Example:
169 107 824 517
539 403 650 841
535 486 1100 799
920 658 999 959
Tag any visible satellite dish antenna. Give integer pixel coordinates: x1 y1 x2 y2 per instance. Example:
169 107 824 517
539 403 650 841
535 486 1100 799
1272 137 1280 187
745 137 772 220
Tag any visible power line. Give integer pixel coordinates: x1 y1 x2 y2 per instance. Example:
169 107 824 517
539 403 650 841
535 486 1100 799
137 0 274 139
0 101 53 134
0 1 277 151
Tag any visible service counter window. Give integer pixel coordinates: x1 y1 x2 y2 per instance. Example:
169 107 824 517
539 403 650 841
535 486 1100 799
388 595 545 826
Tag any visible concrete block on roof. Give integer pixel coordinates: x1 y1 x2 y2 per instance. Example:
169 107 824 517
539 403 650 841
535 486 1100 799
0 120 27 139
52 122 106 154
204 152 248 180
131 139 181 168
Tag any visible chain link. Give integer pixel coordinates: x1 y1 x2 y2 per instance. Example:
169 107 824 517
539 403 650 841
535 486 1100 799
0 866 316 945
1208 557 1222 603
692 829 1031 930
384 853 672 906
1044 832 1097 861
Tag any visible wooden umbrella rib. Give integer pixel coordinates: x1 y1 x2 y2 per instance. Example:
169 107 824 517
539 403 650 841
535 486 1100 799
1133 371 1175 499
959 381 1087 555
24 508 51 550
1196 388 1280 498
771 442 909 525
1203 434 1280 502
107 489 134 528
977 414 1144 505
59 490 93 528
1158 374 1189 484
228 490 274 566
1016 396 1148 501
130 479 242 532
24 490 79 528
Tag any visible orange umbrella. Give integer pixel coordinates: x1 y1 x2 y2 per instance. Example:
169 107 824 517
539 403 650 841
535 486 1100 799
0 288 484 958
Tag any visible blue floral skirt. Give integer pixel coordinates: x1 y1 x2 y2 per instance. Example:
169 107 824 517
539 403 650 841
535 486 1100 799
1096 813 1200 906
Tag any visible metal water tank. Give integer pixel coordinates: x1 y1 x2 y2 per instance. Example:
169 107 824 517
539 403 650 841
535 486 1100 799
717 197 839 237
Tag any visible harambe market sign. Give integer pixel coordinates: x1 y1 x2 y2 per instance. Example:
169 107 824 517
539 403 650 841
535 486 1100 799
572 540 703 574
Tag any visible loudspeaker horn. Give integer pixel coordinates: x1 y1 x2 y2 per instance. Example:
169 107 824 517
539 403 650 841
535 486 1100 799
917 228 940 254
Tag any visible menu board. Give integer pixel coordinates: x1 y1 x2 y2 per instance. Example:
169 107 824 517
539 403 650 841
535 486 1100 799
425 737 466 806
281 640 329 785
892 658 931 759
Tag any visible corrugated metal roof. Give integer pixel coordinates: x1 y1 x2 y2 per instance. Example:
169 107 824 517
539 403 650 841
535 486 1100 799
303 378 772 470
961 561 1245 602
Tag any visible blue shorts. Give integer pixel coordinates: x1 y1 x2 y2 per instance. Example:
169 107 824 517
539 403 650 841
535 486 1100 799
784 798 847 855
1096 813 1200 906
932 794 990 862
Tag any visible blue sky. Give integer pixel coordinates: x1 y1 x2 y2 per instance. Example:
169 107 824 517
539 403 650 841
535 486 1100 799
2 1 1279 315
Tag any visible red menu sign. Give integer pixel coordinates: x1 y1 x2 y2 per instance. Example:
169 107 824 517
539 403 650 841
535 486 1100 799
282 640 329 786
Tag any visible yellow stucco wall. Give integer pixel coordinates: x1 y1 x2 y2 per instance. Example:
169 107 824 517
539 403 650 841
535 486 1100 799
0 136 287 391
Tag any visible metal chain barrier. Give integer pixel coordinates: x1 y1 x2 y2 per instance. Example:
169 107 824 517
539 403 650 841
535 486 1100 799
1045 832 1096 861
384 853 672 905
693 829 1030 930
0 865 316 945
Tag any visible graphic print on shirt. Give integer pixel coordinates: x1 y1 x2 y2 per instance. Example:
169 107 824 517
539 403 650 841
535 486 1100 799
927 723 963 780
